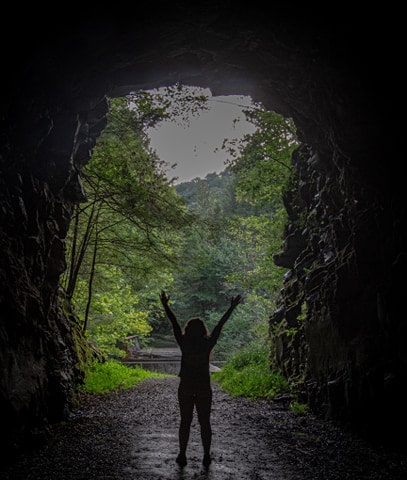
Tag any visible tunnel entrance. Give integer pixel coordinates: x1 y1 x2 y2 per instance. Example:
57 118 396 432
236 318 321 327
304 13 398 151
1 8 405 455
61 84 297 374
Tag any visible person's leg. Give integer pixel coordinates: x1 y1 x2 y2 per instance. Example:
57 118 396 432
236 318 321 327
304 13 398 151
177 382 194 466
195 384 213 466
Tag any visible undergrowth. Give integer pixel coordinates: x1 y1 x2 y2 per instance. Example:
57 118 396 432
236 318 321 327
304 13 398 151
212 344 291 401
80 360 171 394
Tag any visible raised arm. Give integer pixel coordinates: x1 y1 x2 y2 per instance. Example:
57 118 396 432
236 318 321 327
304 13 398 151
211 295 242 344
160 290 182 344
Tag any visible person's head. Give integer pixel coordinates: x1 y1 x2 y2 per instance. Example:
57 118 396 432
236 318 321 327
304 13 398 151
182 317 210 338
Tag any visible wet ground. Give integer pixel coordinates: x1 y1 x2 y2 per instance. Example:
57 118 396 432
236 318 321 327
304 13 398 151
2 377 407 479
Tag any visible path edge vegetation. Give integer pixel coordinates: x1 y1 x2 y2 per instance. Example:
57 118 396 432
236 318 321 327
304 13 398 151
211 343 309 416
78 356 308 417
79 360 172 395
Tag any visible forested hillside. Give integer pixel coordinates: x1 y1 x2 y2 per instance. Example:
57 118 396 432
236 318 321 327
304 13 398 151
165 169 287 359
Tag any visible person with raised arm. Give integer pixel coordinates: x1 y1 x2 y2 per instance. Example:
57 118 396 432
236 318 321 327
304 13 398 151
160 290 242 468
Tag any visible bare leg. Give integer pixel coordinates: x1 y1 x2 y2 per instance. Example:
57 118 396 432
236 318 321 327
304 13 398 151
179 415 193 456
177 382 194 466
196 385 213 466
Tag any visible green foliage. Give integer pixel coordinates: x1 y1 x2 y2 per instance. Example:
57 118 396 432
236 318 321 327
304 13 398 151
59 290 105 382
80 360 170 394
83 95 192 247
225 212 287 295
289 401 310 416
205 292 272 361
62 93 193 356
167 103 296 360
170 156 290 356
212 345 290 400
133 84 210 127
223 107 299 209
72 266 153 358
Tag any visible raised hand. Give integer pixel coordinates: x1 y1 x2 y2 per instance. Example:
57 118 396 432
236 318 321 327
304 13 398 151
231 295 242 308
160 290 170 306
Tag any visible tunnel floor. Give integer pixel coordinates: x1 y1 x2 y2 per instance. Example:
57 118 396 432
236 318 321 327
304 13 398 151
2 377 407 480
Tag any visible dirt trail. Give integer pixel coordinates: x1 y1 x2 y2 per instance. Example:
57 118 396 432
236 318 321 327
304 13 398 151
2 377 407 480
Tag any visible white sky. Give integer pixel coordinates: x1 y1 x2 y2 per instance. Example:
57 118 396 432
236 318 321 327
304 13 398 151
146 90 257 183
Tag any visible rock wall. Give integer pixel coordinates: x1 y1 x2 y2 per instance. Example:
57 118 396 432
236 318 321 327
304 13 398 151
0 7 404 451
0 78 109 450
271 142 406 444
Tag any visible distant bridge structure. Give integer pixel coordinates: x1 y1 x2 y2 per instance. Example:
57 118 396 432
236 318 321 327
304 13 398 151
123 347 223 375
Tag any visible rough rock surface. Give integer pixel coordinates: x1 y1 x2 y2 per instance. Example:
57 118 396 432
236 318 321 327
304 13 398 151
2 378 407 480
270 143 407 445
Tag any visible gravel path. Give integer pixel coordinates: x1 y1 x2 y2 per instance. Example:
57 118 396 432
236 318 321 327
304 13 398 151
2 377 407 479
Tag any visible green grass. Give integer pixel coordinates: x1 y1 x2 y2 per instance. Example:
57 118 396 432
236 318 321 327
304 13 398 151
289 401 310 416
80 360 172 394
212 344 291 401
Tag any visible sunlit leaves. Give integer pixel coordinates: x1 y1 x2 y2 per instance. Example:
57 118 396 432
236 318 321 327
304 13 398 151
73 266 153 358
223 107 299 208
225 212 287 295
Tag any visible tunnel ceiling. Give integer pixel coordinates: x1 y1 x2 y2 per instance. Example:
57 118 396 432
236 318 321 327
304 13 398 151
4 5 398 179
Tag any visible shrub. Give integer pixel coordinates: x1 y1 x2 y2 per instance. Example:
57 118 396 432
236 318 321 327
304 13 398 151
289 401 309 416
212 344 290 400
80 360 170 394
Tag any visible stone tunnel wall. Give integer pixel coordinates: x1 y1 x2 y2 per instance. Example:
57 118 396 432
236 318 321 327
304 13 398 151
0 86 110 448
0 8 405 451
271 141 406 443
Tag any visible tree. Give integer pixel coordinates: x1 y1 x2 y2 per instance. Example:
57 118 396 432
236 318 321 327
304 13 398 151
61 95 193 354
223 106 299 208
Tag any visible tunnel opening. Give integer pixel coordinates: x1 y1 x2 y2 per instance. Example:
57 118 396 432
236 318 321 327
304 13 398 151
1 8 405 458
62 83 297 366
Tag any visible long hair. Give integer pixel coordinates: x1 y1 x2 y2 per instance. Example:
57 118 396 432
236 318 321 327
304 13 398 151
182 317 210 338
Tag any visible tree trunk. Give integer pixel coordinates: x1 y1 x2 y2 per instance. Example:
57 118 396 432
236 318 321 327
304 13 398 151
66 202 96 299
83 208 100 333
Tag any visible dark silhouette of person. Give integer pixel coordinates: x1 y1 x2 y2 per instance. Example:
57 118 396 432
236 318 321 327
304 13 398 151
160 290 242 468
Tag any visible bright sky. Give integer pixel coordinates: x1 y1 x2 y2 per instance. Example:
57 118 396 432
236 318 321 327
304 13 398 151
146 89 257 183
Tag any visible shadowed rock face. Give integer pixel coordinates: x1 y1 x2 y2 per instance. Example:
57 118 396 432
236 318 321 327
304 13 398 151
0 6 404 449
